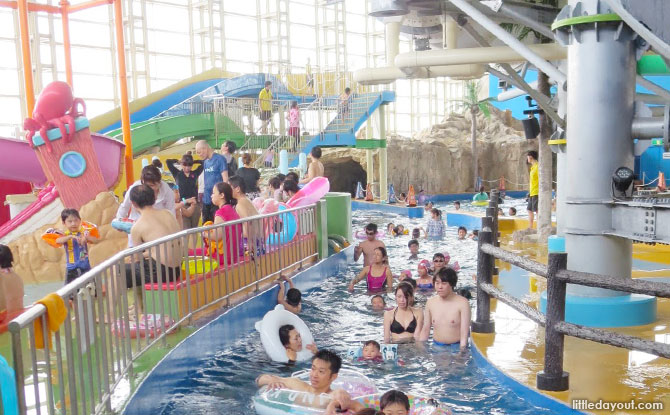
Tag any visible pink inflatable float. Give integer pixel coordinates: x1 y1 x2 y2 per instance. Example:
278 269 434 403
261 198 279 214
252 197 265 212
286 177 330 208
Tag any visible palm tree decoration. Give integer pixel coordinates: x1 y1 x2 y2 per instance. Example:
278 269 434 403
455 80 493 190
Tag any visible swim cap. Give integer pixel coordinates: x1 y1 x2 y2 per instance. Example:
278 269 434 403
418 259 430 270
400 270 412 279
443 252 451 263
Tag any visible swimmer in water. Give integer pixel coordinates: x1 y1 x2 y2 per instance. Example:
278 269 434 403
384 282 422 344
360 340 383 361
416 260 433 290
418 268 471 351
408 239 419 260
349 247 393 293
354 223 386 267
457 226 467 240
371 294 386 311
279 324 317 363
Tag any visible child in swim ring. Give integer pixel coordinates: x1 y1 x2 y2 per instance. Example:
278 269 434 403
360 340 383 362
416 260 433 289
386 223 395 234
279 324 317 364
392 225 406 236
380 390 411 415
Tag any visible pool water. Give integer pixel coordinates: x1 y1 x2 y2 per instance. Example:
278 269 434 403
435 197 534 218
159 210 557 415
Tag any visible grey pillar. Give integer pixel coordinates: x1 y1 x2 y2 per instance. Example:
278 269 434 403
556 61 567 237
564 0 636 296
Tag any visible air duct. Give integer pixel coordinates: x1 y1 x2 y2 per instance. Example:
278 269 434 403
395 43 566 69
370 0 409 18
353 64 485 85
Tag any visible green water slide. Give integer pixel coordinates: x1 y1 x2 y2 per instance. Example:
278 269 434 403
105 113 245 154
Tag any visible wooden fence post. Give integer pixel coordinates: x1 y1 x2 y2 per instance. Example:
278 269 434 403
472 216 495 333
537 252 570 391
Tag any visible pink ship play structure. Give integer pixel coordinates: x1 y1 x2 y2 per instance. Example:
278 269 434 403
0 82 125 243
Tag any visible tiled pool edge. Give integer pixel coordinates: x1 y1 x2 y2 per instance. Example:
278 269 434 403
123 246 353 415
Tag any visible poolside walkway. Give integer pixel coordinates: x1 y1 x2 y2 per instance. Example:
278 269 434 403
472 239 670 414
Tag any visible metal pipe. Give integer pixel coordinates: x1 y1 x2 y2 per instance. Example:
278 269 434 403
487 65 565 129
113 0 135 187
446 0 567 86
378 105 388 202
60 0 73 87
68 0 113 13
443 15 458 49
564 0 635 296
385 21 400 64
17 0 35 115
636 76 670 102
395 43 566 70
637 93 668 105
497 81 538 101
632 117 665 139
603 0 670 63
353 64 485 84
496 1 555 40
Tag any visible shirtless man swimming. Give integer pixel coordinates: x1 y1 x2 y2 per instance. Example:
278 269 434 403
419 267 471 351
353 223 385 267
124 184 182 313
256 350 362 413
300 146 324 184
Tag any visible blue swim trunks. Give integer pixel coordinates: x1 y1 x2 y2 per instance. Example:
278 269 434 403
433 340 464 351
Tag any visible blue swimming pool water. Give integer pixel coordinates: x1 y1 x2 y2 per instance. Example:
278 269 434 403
158 209 557 415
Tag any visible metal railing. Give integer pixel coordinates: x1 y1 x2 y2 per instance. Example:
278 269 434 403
472 190 670 391
8 204 319 414
156 101 214 118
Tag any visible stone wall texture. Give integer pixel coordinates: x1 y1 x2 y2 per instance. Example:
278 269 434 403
322 108 538 195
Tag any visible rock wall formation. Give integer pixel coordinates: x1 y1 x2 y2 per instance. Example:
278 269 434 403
322 108 538 195
7 192 128 284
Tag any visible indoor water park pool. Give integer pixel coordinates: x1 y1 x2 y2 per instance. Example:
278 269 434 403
156 211 556 415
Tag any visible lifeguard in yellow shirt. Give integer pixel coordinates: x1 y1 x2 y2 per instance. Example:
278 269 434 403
526 150 539 229
259 81 273 134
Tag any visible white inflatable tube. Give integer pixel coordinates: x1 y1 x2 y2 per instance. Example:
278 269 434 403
253 368 377 415
255 304 315 363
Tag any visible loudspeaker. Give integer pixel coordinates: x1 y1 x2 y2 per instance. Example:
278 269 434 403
522 117 540 139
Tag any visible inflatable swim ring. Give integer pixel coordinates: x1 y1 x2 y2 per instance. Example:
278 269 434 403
354 231 385 240
0 354 18 415
111 218 134 233
327 234 350 248
255 304 315 363
111 314 174 339
347 343 398 362
266 204 298 245
253 369 377 415
261 198 280 214
292 368 377 397
471 200 488 206
253 390 449 415
328 239 342 253
286 177 330 208
181 256 219 276
356 393 451 415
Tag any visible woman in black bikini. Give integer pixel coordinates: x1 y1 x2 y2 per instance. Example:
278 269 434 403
383 282 424 343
